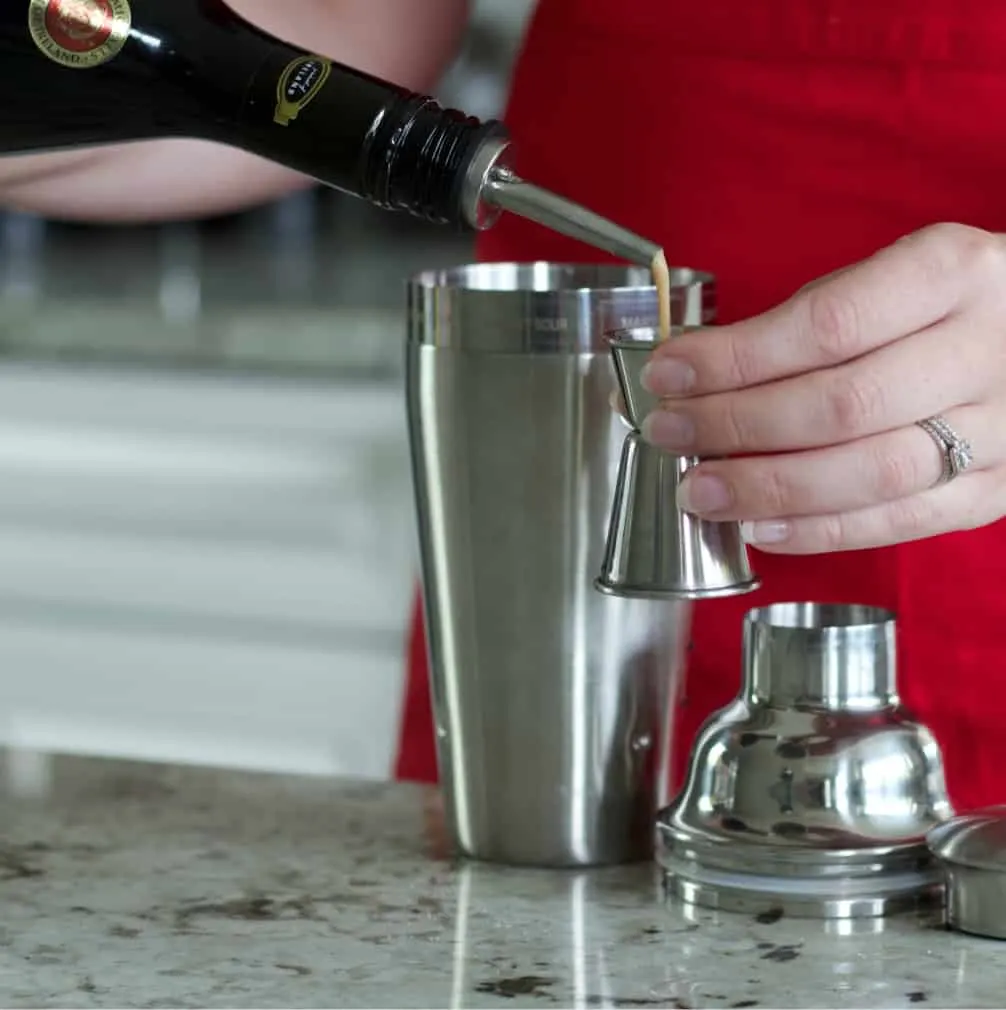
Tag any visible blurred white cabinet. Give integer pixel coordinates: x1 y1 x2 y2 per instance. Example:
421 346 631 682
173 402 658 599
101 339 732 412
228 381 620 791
0 361 416 779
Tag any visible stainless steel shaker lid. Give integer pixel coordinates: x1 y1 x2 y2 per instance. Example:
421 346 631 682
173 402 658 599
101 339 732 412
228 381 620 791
927 806 1006 871
926 807 1006 940
659 603 952 920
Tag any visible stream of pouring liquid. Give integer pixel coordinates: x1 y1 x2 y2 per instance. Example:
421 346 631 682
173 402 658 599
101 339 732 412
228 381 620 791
651 249 672 343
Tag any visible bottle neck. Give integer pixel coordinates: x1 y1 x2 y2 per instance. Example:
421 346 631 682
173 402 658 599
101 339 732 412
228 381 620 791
235 48 509 228
742 603 898 711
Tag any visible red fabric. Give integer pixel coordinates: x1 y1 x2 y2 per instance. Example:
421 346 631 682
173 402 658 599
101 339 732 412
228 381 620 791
396 0 1006 809
398 591 435 782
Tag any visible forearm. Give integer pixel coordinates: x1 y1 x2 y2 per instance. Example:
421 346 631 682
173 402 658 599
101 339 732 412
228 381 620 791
0 0 472 222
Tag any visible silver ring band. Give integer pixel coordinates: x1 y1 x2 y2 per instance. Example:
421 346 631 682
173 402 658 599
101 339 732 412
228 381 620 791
916 415 974 486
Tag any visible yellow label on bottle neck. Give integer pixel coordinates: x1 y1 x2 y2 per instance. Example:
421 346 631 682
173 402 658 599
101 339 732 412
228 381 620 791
274 55 332 126
28 0 131 69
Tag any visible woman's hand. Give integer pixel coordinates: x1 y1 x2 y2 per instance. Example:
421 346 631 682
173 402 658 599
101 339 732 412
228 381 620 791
639 223 1006 554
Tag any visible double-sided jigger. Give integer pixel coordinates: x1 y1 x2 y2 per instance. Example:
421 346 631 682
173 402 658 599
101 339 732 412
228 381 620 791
595 325 760 599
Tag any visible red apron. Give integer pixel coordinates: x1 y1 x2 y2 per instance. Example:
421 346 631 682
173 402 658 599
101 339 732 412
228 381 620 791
397 0 1006 812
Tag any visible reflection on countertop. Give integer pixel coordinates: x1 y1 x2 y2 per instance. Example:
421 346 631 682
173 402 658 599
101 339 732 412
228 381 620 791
0 753 1000 1009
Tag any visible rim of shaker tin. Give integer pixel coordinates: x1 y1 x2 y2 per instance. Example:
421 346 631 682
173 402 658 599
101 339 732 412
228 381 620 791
407 262 717 352
408 261 714 294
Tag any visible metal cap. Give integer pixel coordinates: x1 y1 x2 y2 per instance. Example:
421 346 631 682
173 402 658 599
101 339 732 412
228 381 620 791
743 603 898 710
596 327 760 600
927 807 1006 871
927 808 1006 939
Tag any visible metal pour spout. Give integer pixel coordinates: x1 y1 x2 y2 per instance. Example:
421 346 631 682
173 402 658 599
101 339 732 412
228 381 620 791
483 166 662 268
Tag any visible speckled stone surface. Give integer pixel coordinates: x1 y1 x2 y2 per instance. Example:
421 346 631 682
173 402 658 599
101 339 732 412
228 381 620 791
0 755 1002 1009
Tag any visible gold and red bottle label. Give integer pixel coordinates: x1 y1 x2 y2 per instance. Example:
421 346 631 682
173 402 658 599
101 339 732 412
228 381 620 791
274 55 332 126
28 0 131 68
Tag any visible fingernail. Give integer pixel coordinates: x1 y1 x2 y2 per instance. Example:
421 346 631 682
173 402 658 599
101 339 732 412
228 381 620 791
641 358 696 396
741 520 791 545
641 410 695 451
677 473 732 514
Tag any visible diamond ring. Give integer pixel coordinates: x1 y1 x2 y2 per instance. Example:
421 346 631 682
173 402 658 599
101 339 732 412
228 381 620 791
916 415 974 486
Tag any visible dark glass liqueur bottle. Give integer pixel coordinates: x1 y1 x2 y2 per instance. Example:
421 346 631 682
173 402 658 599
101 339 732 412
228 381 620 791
0 0 662 261
0 0 510 228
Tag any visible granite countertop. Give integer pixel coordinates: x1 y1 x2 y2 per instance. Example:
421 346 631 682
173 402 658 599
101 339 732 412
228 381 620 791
0 756 1002 1009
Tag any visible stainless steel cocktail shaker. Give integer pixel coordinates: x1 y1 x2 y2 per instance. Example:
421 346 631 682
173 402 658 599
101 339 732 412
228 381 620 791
406 263 712 867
